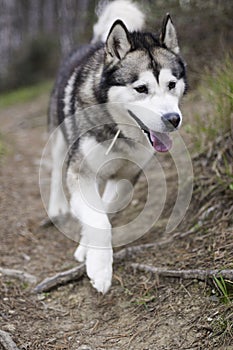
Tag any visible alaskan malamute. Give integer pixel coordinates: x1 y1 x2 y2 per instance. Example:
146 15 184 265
48 0 187 293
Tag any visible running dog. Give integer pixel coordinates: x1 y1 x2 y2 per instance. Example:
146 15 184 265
48 0 187 293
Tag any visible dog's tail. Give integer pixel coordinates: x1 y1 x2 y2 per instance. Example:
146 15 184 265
92 0 145 43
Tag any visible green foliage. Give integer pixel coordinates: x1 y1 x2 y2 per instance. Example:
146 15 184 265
0 80 52 109
0 133 7 161
213 275 233 304
191 54 233 152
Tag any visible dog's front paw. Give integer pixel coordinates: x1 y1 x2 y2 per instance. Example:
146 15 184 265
74 244 88 262
74 236 89 262
86 248 113 294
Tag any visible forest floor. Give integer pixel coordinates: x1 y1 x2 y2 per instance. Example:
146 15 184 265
0 90 233 350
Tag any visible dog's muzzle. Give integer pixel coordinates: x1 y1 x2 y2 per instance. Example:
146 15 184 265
127 109 173 152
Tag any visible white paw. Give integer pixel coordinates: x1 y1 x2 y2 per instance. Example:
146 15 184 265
74 236 89 262
74 244 88 262
86 248 113 294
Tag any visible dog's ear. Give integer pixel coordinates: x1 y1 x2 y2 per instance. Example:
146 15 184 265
105 20 131 64
160 14 179 54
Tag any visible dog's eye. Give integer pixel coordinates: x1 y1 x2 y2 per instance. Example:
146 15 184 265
168 81 176 90
134 85 148 94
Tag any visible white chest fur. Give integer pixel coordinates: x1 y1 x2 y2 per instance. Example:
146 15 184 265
80 135 154 179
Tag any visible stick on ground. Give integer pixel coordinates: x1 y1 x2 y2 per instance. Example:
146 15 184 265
0 330 20 350
0 267 37 284
33 263 85 293
131 263 233 281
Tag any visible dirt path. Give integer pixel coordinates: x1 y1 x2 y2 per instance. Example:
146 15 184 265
0 94 232 350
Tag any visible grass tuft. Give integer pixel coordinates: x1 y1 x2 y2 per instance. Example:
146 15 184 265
211 314 233 343
0 80 52 109
213 275 233 304
191 54 233 152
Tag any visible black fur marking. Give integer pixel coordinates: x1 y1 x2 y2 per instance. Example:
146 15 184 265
70 70 80 116
97 65 122 103
172 57 186 79
129 32 160 51
148 49 160 82
127 110 153 146
172 57 188 93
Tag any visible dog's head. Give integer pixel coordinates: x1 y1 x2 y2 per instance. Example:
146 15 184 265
102 15 187 152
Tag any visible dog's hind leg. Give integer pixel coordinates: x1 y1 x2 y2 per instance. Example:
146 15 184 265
48 128 69 219
67 168 113 294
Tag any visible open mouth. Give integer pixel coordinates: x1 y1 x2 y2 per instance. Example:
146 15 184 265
127 110 172 153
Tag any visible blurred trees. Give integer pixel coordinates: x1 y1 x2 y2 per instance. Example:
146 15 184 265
0 0 232 92
0 0 96 91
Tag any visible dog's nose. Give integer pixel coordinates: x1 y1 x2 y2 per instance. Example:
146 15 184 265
162 113 181 129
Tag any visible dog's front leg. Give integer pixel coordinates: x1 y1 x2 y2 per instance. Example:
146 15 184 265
67 168 113 294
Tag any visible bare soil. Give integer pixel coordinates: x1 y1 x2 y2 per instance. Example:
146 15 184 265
0 93 233 350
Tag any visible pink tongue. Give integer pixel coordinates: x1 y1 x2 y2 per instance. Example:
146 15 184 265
150 131 172 152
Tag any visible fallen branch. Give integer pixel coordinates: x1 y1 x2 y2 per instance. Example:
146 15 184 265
33 263 85 293
0 330 20 350
131 263 233 281
114 242 164 261
0 267 37 284
33 228 201 293
114 226 199 260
